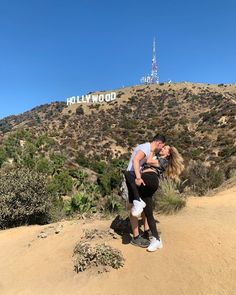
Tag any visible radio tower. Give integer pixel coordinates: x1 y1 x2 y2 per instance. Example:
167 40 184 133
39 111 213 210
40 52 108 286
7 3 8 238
140 37 159 84
151 37 159 84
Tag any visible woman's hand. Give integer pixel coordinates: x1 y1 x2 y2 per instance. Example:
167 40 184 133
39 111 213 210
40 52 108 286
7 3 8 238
135 178 146 186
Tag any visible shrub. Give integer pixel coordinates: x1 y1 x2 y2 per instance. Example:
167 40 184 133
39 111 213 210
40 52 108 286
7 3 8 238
0 168 54 228
98 169 122 195
208 169 225 189
75 152 90 167
121 119 138 129
73 242 124 272
36 157 51 174
104 194 124 214
76 106 84 115
90 161 106 174
229 169 236 178
154 179 186 214
65 192 97 215
0 147 7 167
181 161 225 195
48 170 73 195
50 153 66 172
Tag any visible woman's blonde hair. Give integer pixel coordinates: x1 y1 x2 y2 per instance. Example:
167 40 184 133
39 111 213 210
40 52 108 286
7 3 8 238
164 146 185 181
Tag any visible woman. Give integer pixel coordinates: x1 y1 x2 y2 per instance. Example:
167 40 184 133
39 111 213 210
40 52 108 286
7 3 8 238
125 145 184 252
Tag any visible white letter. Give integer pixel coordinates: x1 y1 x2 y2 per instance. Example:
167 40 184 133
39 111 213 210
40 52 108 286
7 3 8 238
86 95 91 103
98 94 104 103
81 95 86 103
105 93 111 102
110 92 116 101
92 95 98 103
67 96 76 105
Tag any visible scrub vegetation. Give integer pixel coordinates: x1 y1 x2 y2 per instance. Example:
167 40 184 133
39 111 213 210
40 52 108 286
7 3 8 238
0 83 235 228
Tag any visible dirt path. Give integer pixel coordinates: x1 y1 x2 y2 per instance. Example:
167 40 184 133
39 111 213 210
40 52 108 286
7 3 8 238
0 185 236 295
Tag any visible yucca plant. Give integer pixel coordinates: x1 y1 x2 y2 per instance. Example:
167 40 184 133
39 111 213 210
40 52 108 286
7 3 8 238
65 192 97 215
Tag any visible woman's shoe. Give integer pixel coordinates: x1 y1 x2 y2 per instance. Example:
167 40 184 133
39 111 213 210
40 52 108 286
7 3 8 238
147 237 163 252
131 199 146 217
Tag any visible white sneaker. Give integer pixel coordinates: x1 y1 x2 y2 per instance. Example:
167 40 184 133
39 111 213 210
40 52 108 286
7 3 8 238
131 199 146 217
147 237 163 252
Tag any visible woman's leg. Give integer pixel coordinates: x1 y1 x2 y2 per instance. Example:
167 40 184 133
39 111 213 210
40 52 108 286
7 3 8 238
143 197 160 240
138 172 160 240
125 170 146 218
130 213 139 237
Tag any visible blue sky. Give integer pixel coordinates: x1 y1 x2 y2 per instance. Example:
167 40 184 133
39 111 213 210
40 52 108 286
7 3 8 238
0 0 235 119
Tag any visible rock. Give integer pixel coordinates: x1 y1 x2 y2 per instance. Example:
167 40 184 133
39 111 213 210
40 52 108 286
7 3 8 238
38 232 47 239
55 224 63 234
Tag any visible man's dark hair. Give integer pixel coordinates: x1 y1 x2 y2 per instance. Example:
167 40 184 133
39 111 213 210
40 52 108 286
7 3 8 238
152 134 166 143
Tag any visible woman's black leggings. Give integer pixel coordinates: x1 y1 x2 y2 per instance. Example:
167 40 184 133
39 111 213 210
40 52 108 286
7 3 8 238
124 171 160 239
142 197 160 240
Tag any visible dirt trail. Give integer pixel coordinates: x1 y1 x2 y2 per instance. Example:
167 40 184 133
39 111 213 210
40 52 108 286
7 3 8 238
0 185 236 295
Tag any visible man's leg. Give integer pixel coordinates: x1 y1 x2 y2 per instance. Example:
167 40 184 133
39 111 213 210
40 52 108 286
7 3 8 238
141 212 152 240
141 212 150 232
127 203 149 248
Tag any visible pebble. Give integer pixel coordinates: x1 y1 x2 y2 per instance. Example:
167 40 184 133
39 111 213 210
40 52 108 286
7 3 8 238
38 232 47 238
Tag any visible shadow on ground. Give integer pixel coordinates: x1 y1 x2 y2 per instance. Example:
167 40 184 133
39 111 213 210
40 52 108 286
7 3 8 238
110 215 160 245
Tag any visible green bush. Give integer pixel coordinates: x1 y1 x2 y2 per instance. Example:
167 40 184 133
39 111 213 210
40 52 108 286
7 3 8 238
65 192 97 215
154 179 186 214
229 169 236 178
0 168 54 228
0 147 7 167
36 157 51 174
47 170 73 195
104 194 123 214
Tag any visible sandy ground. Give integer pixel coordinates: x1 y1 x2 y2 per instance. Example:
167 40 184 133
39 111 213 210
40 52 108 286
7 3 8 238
0 185 236 295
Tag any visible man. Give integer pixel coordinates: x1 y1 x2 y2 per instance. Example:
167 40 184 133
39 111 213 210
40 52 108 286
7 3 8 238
124 134 165 247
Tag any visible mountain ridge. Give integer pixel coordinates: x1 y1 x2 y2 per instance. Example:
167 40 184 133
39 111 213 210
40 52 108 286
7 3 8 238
0 82 235 171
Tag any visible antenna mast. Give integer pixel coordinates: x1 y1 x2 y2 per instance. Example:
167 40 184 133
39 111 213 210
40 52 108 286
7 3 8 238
151 37 159 83
140 37 159 84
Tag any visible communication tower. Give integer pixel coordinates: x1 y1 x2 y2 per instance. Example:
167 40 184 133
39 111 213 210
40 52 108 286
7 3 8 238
140 37 159 84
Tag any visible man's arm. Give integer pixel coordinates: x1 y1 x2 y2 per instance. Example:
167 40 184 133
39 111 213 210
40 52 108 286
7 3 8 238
132 150 146 186
146 151 160 167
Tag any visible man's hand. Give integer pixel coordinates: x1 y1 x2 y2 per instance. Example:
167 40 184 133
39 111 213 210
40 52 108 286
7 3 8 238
135 178 145 186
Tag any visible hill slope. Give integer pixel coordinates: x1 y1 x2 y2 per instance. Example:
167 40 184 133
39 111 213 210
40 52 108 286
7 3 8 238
0 181 235 295
0 82 235 169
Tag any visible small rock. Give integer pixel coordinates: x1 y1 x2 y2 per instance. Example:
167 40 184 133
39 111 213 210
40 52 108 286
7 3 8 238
55 224 63 234
38 232 47 239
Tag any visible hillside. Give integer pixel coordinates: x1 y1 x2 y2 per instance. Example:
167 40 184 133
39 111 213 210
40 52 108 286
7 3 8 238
0 82 235 171
0 180 235 295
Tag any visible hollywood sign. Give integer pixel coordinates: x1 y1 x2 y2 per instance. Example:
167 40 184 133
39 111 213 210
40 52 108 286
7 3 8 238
66 92 117 105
